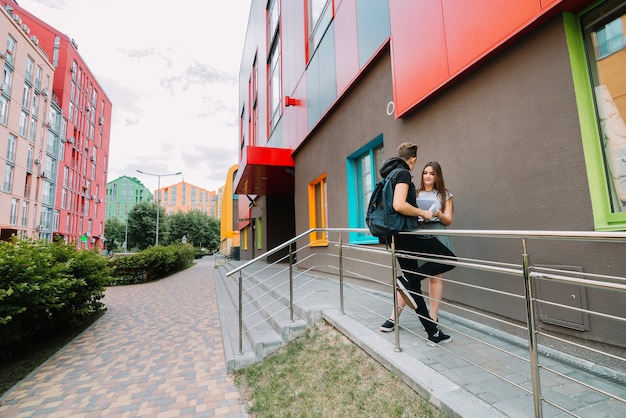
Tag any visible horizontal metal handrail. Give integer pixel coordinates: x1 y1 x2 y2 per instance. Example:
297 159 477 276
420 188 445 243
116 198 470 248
224 228 626 417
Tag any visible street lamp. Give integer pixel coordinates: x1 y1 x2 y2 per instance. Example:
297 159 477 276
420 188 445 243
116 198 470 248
136 169 182 246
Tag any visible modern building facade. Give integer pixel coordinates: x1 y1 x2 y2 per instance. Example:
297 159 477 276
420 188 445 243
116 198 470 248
105 176 152 222
154 180 214 216
1 0 113 250
0 6 57 242
234 0 626 348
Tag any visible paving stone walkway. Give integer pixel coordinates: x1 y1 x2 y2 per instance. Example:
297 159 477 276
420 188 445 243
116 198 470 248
0 257 247 418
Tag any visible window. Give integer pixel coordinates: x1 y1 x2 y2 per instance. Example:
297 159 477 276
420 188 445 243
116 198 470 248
3 67 12 94
10 198 18 225
267 0 281 134
29 118 36 142
53 210 59 231
5 167 14 198
346 137 384 243
25 56 34 83
308 173 328 246
19 111 27 137
22 84 31 110
595 16 624 58
35 66 42 90
6 35 15 66
21 201 28 227
567 0 626 230
6 134 16 162
32 93 38 118
27 146 33 170
0 96 7 125
307 0 333 60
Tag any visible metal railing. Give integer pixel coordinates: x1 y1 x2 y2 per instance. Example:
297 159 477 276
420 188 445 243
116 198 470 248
226 228 626 417
213 247 232 266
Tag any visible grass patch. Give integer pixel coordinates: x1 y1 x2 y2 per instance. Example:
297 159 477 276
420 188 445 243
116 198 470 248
235 321 445 417
0 312 104 397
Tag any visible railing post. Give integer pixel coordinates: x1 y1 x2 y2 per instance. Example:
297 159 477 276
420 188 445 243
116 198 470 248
391 235 402 352
521 238 543 417
238 271 243 355
289 244 294 322
339 233 345 314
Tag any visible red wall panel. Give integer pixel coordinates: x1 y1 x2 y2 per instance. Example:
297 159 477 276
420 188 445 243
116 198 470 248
389 0 449 117
443 0 541 75
334 0 360 95
389 0 575 116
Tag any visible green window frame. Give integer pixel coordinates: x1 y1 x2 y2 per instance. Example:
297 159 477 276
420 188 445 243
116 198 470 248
565 0 626 230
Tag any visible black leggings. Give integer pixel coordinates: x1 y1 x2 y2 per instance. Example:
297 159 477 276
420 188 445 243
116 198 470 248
394 234 456 334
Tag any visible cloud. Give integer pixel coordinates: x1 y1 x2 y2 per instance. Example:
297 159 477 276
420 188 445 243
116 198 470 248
29 0 69 9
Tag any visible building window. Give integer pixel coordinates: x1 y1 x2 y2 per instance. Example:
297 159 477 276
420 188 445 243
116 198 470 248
267 0 281 135
21 201 29 227
22 83 31 110
564 0 626 228
346 138 384 243
25 56 34 83
307 0 332 60
35 66 42 90
3 164 13 193
0 96 7 125
6 35 15 66
594 15 625 58
10 198 18 225
6 133 16 162
308 173 328 246
569 0 626 230
19 111 27 137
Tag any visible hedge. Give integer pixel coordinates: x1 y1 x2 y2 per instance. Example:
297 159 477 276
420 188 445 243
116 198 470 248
0 238 112 360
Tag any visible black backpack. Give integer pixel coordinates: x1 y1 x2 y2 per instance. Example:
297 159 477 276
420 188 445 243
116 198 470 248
366 168 414 239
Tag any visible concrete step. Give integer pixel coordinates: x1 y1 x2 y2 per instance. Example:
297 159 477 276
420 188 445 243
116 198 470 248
214 262 306 370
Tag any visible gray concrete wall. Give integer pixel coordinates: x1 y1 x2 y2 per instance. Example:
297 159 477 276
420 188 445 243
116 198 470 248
293 15 626 348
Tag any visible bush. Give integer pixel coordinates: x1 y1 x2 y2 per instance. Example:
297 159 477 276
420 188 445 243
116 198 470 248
0 238 112 360
108 244 195 285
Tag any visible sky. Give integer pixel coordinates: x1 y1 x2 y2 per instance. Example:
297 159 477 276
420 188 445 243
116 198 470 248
17 0 251 192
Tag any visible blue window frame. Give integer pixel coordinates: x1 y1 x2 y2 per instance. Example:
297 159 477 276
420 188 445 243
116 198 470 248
346 135 384 244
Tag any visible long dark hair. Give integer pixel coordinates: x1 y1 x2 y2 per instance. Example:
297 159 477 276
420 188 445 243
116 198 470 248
418 161 450 212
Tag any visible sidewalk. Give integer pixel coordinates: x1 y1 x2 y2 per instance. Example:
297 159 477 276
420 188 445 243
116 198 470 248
216 260 626 418
0 257 247 418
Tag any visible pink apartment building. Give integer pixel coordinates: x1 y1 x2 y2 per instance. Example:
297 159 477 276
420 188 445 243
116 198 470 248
1 1 112 250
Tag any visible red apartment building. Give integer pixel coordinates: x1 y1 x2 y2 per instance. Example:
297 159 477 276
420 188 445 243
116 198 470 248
2 0 112 250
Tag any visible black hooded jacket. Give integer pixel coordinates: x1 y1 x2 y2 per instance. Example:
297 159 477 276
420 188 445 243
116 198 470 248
379 157 419 230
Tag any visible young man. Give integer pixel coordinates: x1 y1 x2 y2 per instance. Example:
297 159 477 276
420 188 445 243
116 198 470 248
378 143 456 346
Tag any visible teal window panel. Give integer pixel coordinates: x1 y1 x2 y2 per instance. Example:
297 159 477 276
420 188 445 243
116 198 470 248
356 0 391 68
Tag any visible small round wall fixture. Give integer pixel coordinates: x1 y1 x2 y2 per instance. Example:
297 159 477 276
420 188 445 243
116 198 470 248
386 101 394 116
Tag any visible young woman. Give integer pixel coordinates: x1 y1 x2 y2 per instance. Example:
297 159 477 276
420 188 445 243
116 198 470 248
416 161 454 322
378 144 455 345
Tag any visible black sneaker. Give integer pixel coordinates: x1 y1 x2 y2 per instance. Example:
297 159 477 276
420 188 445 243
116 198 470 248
427 330 452 346
396 275 417 310
380 319 395 332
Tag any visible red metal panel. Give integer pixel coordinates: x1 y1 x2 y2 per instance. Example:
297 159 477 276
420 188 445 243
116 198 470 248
234 147 295 195
389 0 449 116
443 0 541 76
334 0 360 95
541 0 560 8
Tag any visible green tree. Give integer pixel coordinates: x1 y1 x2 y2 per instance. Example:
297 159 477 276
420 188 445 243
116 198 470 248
127 202 169 250
104 218 126 251
169 210 220 251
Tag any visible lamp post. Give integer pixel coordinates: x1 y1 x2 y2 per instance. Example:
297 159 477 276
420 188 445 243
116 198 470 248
136 170 182 246
124 219 128 252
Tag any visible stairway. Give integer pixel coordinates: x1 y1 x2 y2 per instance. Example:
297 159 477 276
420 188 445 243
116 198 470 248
213 260 311 373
